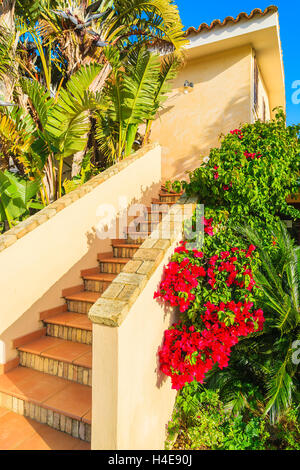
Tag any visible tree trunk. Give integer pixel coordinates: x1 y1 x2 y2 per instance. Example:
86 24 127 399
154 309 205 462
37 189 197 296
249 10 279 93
71 62 112 178
0 0 16 101
0 0 15 28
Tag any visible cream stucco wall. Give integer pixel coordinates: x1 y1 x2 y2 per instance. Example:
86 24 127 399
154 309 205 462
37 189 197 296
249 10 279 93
151 45 254 181
0 145 161 363
90 197 197 450
92 260 178 450
251 60 271 122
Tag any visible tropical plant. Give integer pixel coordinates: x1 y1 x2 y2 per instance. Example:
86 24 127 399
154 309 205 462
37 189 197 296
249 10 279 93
0 62 103 202
183 109 300 249
38 0 186 78
0 169 42 230
96 47 181 162
0 0 185 229
166 381 270 450
206 222 300 424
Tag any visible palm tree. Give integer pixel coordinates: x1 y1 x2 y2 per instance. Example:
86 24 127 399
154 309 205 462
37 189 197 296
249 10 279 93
206 222 300 424
0 63 102 203
38 0 186 175
0 1 15 30
39 0 186 85
0 0 16 101
96 47 181 162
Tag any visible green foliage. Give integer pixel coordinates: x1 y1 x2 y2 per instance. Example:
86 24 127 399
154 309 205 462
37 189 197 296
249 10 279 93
63 150 96 194
184 109 300 247
164 113 300 450
275 407 300 450
0 170 41 229
46 63 103 159
0 63 103 207
96 47 181 161
220 416 269 450
166 382 270 450
0 28 14 85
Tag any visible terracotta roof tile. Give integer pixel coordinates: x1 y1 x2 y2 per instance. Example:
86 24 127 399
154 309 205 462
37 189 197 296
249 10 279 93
185 5 278 36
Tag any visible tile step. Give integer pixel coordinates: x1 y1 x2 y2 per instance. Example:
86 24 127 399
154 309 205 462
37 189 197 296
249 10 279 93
64 291 101 314
43 311 92 332
17 337 92 385
81 272 116 293
0 407 90 450
0 367 91 441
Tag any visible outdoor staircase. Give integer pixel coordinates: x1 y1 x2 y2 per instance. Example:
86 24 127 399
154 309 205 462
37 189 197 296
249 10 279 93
0 185 183 450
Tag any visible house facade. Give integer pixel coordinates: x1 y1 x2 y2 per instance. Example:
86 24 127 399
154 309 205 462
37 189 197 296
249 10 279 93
151 6 286 180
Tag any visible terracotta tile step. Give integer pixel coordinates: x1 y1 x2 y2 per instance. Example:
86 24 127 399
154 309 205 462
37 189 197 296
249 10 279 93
18 337 92 369
17 337 92 385
112 241 141 258
64 291 100 314
44 312 92 345
0 408 90 450
63 291 100 303
111 240 141 249
97 254 130 264
151 198 176 206
82 272 116 282
98 254 131 274
0 367 91 441
44 312 92 331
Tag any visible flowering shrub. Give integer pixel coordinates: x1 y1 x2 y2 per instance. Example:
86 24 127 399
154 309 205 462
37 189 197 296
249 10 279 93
155 237 264 389
155 111 299 392
159 300 264 390
184 109 300 248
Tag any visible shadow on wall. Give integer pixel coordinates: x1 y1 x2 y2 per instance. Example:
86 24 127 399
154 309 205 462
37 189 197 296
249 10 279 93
151 47 252 181
155 301 179 390
162 88 250 181
1 180 160 362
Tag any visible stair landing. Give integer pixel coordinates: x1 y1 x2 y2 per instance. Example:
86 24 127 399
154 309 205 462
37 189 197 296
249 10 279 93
0 407 90 450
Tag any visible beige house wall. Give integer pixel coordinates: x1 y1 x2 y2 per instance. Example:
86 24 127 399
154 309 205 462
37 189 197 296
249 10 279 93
151 45 253 181
253 66 271 122
92 255 178 450
0 144 161 364
90 196 197 450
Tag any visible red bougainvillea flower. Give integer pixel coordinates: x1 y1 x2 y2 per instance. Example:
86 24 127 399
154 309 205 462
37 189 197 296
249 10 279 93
246 244 256 258
155 219 263 390
154 241 207 313
203 217 214 236
230 129 244 139
159 301 264 390
244 151 262 160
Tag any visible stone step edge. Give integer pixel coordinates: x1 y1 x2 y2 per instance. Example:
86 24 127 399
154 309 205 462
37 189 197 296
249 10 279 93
18 350 92 386
0 390 91 442
44 322 92 345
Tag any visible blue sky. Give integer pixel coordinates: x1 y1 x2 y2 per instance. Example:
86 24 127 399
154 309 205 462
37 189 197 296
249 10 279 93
176 1 300 126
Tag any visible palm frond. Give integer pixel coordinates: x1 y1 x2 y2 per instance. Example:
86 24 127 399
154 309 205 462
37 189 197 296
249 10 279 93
46 63 102 158
0 112 34 157
20 78 53 130
110 0 187 50
264 357 294 424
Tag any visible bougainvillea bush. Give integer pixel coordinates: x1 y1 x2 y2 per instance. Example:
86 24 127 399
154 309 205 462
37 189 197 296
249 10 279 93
155 110 300 399
183 108 300 246
155 239 265 390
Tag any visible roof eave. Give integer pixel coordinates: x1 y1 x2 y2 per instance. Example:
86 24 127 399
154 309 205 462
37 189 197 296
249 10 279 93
183 10 286 116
